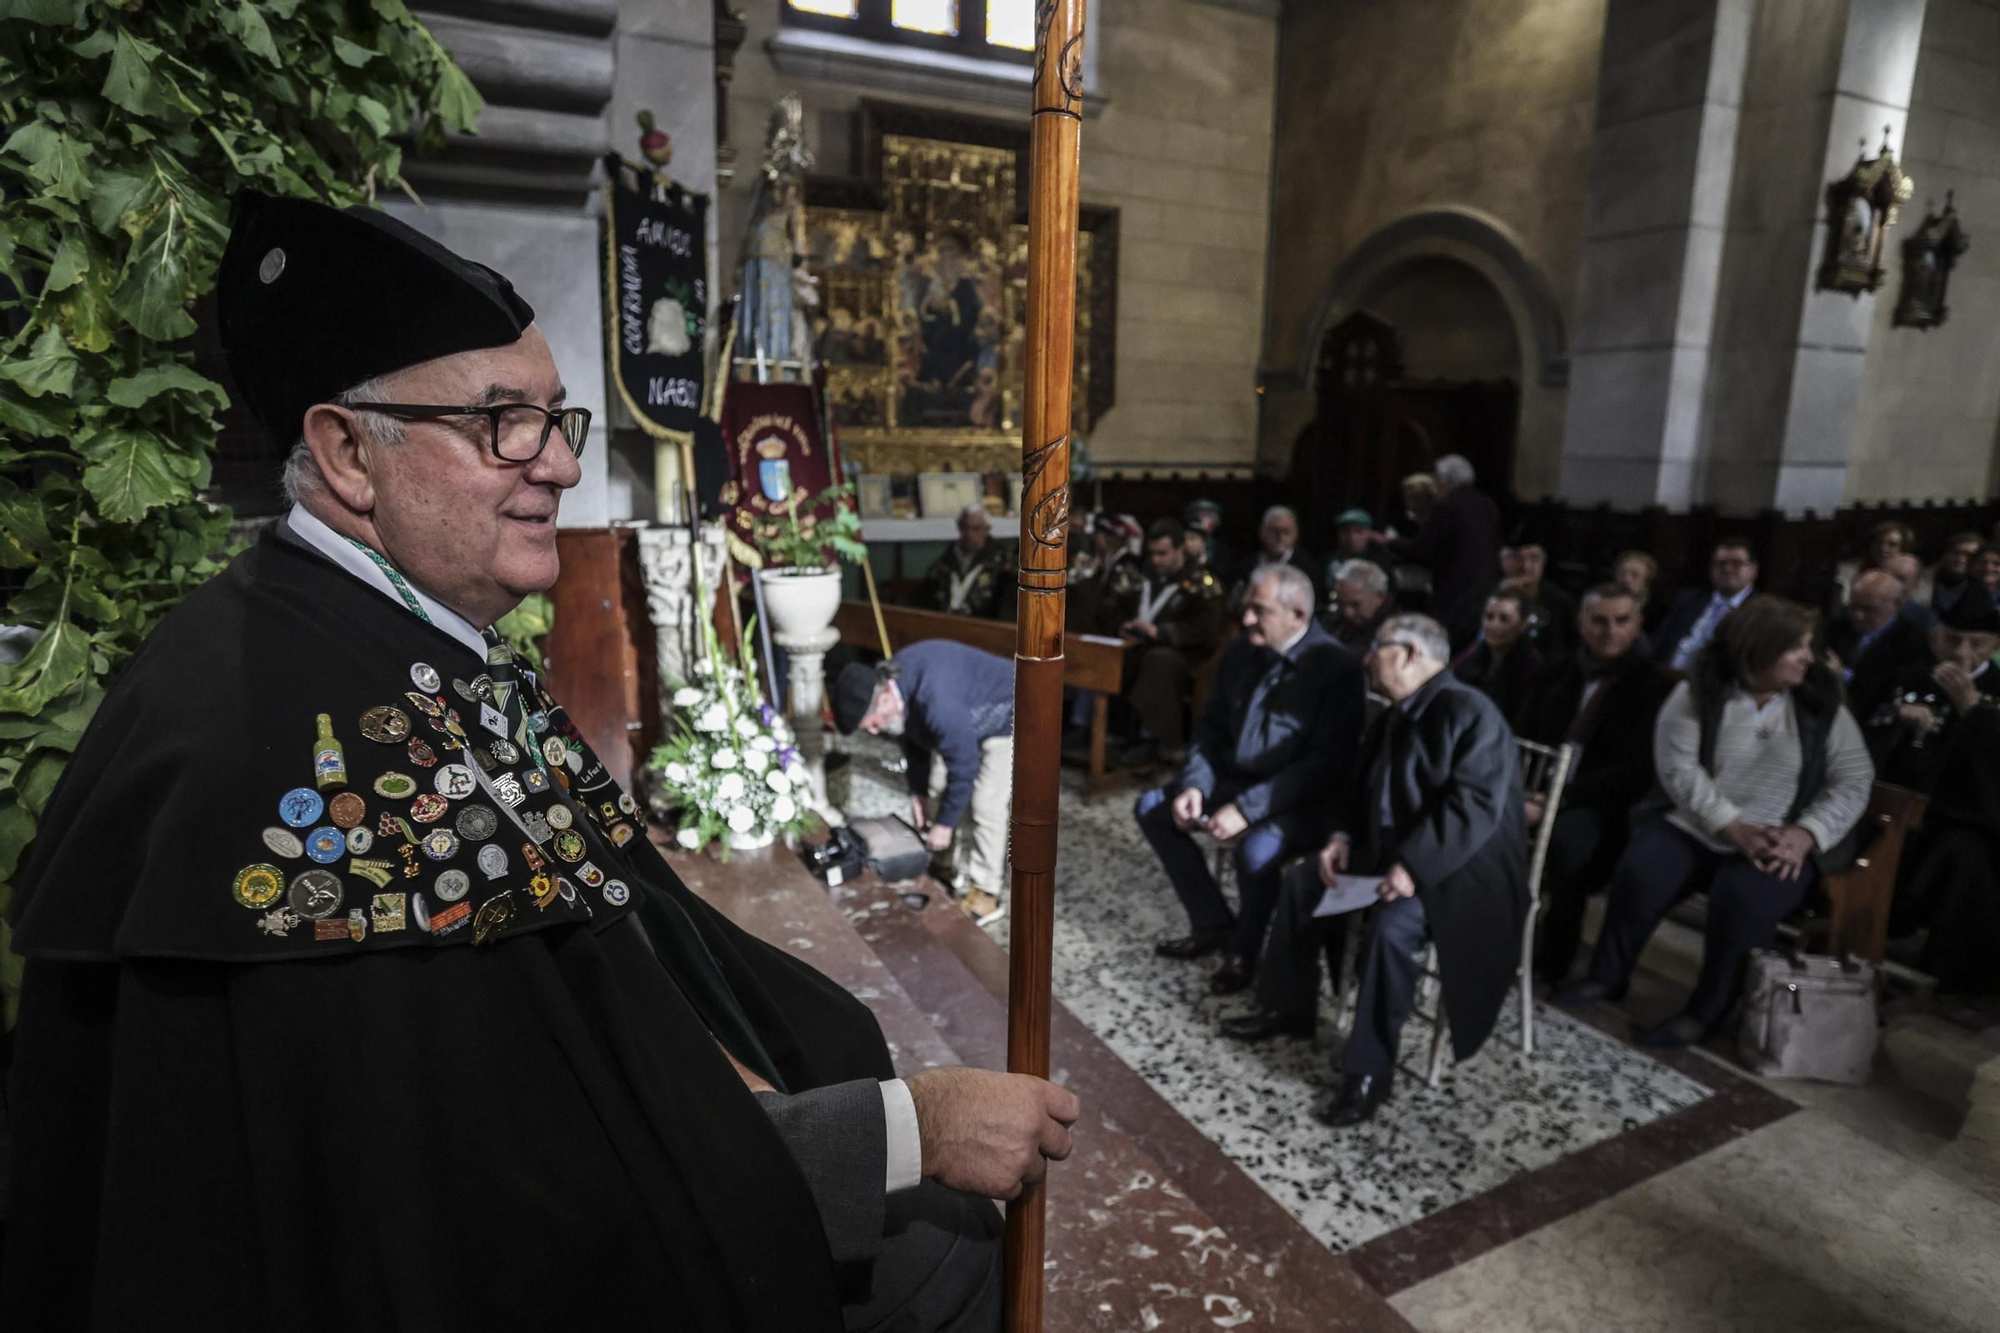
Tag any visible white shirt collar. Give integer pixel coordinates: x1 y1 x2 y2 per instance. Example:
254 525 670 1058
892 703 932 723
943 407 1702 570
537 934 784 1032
285 503 487 659
1713 585 1753 611
1272 619 1311 658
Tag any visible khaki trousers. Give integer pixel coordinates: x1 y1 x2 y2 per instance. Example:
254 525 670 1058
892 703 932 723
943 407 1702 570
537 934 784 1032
925 734 1014 895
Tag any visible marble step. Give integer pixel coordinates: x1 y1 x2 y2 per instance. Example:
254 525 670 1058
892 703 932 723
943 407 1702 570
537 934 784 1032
833 873 1420 1333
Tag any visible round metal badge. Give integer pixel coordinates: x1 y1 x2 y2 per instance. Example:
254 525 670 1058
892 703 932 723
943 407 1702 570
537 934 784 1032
545 804 573 831
601 879 631 907
373 771 418 799
345 826 375 855
557 876 579 904
421 828 460 861
404 691 445 718
287 868 344 919
433 764 476 799
409 793 450 824
434 869 471 902
305 827 347 864
541 736 569 767
233 863 286 909
327 791 367 829
410 662 442 693
359 706 412 743
451 678 479 703
455 804 498 842
406 738 439 768
489 738 521 765
470 675 496 702
617 793 639 815
552 830 586 863
258 246 286 284
262 827 305 860
476 843 509 879
278 787 324 828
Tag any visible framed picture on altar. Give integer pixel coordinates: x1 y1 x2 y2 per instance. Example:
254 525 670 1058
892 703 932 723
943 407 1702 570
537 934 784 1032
857 474 894 520
918 472 983 519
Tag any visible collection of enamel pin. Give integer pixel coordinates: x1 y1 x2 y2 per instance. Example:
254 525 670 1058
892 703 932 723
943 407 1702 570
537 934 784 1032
231 655 645 948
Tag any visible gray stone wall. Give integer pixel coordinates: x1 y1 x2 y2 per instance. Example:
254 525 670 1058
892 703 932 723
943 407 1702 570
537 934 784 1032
1259 0 1609 498
1845 0 2000 501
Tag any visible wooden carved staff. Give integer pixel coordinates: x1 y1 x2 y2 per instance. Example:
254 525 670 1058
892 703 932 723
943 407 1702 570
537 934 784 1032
1005 0 1088 1326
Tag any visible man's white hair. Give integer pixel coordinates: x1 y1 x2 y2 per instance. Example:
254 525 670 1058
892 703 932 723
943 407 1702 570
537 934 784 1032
1261 505 1298 528
280 371 407 506
1380 612 1451 665
958 502 991 524
1254 563 1315 616
1333 558 1390 597
1434 454 1475 488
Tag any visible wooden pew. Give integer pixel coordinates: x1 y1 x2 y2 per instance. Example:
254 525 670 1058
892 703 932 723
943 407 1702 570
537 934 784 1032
830 600 1130 792
1814 781 1928 964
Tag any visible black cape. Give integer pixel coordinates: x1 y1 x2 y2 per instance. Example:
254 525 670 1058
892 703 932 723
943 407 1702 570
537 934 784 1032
3 528 891 1330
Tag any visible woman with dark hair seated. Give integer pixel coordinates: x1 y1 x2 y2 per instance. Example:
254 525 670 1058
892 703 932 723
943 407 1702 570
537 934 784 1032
1450 582 1541 722
1556 596 1875 1047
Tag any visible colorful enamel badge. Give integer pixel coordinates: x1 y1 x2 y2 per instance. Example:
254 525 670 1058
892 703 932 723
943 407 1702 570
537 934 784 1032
404 691 444 718
370 893 407 933
373 772 418 800
421 828 460 861
602 879 631 907
233 863 285 910
407 738 439 768
545 804 573 831
305 827 346 864
409 794 450 824
348 858 395 888
410 662 442 693
433 764 476 799
278 788 324 828
552 830 586 863
287 868 343 919
430 900 471 936
345 826 375 855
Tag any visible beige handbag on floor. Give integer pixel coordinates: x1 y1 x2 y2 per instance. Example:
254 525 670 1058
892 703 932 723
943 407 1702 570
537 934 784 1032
1737 949 1880 1083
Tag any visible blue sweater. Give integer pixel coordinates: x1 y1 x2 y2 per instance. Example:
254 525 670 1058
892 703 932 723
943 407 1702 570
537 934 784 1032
893 640 1015 829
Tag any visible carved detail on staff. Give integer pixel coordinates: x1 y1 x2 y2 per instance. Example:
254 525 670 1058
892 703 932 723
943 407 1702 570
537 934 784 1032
1006 0 1088 1327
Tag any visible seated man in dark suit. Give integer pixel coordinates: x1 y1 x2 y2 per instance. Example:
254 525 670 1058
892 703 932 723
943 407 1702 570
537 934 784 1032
1137 565 1365 993
1220 613 1527 1128
1652 538 1758 672
1823 568 1931 724
1863 593 2000 794
1512 585 1676 983
1113 517 1226 766
1504 537 1578 657
1229 506 1322 613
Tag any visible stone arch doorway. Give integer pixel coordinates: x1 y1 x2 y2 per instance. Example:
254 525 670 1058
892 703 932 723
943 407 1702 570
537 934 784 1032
1288 208 1567 534
1292 254 1524 549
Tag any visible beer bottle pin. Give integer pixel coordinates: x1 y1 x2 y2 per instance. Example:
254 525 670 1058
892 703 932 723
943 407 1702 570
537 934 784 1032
313 714 349 792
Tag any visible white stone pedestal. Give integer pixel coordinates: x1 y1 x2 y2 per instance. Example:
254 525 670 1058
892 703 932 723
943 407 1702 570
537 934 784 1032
772 624 843 827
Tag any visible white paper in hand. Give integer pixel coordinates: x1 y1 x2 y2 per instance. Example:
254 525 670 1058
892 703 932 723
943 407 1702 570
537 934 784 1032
1312 875 1385 917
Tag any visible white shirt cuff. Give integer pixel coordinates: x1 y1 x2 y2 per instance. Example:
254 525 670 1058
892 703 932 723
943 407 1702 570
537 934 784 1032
880 1078 924 1193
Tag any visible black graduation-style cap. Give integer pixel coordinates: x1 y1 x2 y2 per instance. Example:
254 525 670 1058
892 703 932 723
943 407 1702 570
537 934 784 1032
216 191 536 444
832 662 878 736
1940 593 2000 635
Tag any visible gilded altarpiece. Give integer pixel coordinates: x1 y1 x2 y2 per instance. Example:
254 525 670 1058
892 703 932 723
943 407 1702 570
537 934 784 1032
804 109 1115 476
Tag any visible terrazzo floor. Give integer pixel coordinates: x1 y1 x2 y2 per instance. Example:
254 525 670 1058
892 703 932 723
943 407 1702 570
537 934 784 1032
834 735 1713 1251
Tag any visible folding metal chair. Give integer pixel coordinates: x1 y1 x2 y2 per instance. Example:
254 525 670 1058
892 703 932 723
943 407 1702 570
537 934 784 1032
1335 738 1575 1088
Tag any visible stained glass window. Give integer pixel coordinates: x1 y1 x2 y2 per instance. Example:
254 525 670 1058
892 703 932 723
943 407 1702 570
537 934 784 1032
986 0 1032 49
891 0 957 35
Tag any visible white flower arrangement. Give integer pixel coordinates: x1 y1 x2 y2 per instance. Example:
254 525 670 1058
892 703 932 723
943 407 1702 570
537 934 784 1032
647 610 813 858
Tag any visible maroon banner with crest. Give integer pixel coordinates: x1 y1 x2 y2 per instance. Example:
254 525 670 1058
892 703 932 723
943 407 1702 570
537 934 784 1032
717 382 841 565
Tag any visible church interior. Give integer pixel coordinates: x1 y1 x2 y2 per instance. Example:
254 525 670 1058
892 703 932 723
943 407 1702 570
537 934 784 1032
7 0 2000 1329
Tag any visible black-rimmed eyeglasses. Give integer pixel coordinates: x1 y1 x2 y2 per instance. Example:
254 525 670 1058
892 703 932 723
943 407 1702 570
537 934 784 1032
345 401 593 463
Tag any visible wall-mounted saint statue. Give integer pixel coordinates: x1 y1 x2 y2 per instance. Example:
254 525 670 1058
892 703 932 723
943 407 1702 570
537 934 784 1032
1817 126 1914 296
1893 192 1970 330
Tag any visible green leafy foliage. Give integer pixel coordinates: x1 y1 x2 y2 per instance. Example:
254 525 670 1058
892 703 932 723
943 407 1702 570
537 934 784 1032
750 482 870 571
0 1 487 1023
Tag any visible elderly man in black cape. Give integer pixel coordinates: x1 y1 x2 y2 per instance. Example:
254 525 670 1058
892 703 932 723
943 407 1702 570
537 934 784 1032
1219 613 1526 1127
1 193 1078 1331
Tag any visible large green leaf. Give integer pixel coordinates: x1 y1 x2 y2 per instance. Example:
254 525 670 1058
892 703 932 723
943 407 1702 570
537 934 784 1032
111 205 201 341
0 618 89 717
80 424 192 523
0 0 89 25
222 2 279 64
1 119 90 203
0 801 35 884
43 227 87 291
432 57 482 131
84 161 161 236
101 28 167 116
106 362 229 412
0 324 78 397
0 385 74 438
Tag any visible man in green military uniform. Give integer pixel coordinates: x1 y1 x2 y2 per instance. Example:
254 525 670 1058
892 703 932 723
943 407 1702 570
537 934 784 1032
1115 517 1226 765
918 502 1013 619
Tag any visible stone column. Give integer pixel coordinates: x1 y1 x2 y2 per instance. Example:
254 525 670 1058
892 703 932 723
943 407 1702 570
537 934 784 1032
1560 0 1930 516
1558 0 1754 510
636 521 728 702
769 624 842 826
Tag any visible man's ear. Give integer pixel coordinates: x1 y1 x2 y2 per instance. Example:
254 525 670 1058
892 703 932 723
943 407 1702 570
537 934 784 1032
303 404 375 513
